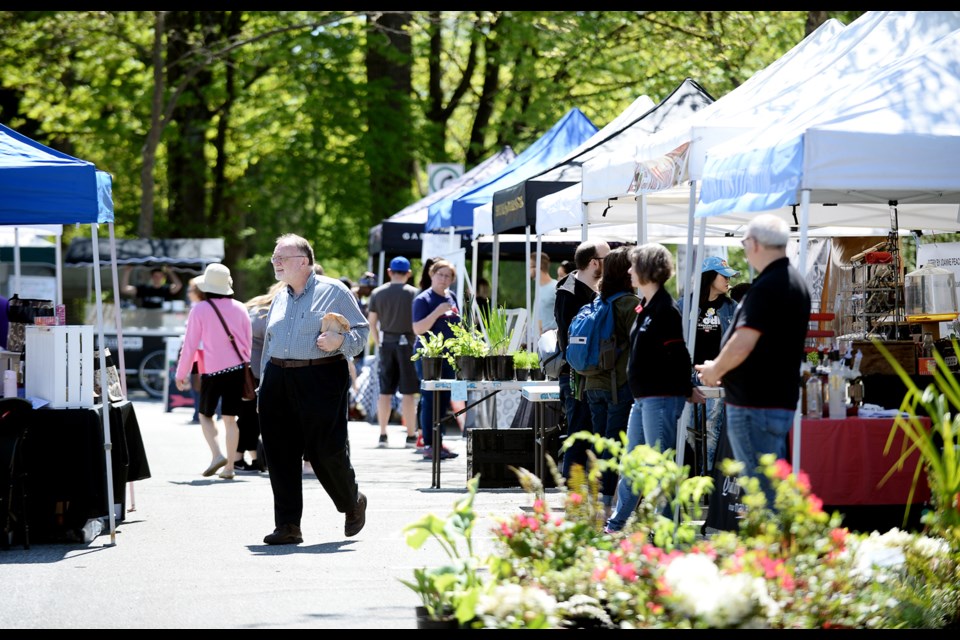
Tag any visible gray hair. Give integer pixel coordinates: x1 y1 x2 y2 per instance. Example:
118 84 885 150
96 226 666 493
630 243 674 286
745 214 789 248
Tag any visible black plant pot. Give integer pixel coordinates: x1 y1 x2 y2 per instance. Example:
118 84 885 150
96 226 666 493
455 355 483 380
485 354 513 381
421 356 444 380
514 367 530 381
529 368 545 381
415 606 458 629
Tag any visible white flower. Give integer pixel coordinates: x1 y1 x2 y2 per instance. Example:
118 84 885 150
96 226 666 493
477 583 558 628
911 534 948 558
662 554 761 628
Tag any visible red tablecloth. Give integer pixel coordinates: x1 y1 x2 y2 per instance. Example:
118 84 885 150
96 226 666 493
790 417 931 506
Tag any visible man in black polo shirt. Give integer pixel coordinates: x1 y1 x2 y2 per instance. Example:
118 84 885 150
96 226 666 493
554 240 609 479
695 214 810 506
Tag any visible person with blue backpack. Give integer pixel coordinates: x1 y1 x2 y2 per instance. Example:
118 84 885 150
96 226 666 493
605 243 704 533
554 241 609 479
567 246 639 516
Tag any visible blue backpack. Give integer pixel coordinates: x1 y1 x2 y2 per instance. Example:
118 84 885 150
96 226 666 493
565 291 629 377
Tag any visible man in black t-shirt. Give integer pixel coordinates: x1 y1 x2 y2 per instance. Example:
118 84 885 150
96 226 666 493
555 240 608 479
695 214 810 506
121 266 183 309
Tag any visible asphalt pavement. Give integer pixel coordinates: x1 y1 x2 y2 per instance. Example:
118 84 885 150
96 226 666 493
0 393 544 629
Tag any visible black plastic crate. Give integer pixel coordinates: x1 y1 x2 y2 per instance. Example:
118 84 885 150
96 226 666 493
467 428 560 488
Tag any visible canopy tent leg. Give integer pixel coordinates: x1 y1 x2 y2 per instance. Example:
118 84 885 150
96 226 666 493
91 223 118 546
491 236 501 309
792 189 812 474
107 223 127 397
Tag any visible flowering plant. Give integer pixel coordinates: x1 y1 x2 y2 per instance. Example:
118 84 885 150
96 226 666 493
404 425 960 628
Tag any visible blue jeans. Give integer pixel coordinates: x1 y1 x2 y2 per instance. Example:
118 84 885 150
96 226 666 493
725 404 796 507
607 395 686 532
559 372 594 479
585 382 633 504
414 358 455 447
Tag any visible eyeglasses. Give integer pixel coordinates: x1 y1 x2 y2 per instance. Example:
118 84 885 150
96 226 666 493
594 256 606 264
271 254 307 265
740 237 753 249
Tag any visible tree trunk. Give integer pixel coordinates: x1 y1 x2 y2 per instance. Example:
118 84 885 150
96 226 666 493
365 11 414 226
139 10 166 238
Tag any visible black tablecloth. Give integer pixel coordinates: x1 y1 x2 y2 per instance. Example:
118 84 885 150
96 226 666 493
22 400 151 542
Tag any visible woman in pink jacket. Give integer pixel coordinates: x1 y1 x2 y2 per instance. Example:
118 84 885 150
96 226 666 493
175 263 253 479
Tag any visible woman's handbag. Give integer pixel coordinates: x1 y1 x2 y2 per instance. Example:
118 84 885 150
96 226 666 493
206 300 256 401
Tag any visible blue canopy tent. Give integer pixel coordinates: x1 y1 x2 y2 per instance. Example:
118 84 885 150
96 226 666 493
426 108 599 233
0 121 121 545
427 108 598 311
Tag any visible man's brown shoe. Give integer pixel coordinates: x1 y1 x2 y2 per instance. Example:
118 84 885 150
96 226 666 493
344 492 367 537
263 523 303 545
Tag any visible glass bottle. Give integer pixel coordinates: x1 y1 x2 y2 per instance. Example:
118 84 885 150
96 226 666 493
805 375 823 419
921 332 935 358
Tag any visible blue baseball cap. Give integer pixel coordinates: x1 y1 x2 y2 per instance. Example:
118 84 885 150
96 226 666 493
389 256 411 273
701 256 739 278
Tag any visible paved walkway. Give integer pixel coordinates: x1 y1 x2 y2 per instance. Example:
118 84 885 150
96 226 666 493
0 395 544 629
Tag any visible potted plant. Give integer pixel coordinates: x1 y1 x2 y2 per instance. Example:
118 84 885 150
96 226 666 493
480 305 514 381
447 322 487 380
400 477 485 628
512 349 539 381
411 330 449 380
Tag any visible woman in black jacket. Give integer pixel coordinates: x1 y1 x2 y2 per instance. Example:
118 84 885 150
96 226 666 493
605 243 704 533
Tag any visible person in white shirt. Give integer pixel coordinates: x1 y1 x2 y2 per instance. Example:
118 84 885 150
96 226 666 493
529 251 557 335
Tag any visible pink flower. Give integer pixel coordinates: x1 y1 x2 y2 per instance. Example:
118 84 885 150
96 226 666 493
796 470 812 492
773 458 793 480
830 527 848 547
568 492 583 505
499 521 514 538
809 494 823 514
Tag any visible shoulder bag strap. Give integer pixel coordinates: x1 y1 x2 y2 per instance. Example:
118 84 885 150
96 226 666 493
207 300 245 362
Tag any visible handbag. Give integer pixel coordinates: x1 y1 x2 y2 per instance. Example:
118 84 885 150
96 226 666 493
206 300 256 401
6 295 55 352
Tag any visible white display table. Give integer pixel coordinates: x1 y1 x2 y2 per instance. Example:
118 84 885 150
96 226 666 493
420 379 555 488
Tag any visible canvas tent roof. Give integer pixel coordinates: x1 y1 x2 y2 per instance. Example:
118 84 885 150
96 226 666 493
490 79 714 234
427 107 598 232
65 237 225 270
697 22 960 218
0 122 113 224
367 146 517 255
577 18 848 204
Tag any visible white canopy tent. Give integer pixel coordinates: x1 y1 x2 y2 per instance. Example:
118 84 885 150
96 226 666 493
1 224 63 302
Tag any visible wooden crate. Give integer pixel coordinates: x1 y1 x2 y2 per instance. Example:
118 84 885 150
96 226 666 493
25 325 95 408
852 340 916 376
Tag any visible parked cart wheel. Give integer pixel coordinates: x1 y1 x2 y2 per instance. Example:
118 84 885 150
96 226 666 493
138 349 166 399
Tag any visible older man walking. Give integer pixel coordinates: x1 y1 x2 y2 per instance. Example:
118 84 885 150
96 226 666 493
258 233 370 545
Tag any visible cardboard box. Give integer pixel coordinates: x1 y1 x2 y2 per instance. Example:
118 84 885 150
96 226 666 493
852 340 916 376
